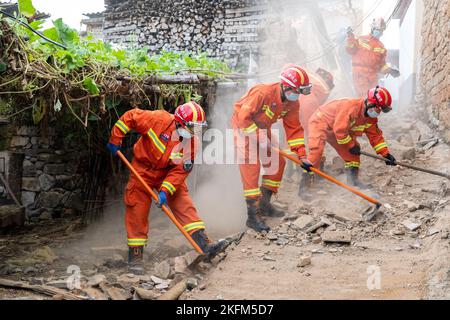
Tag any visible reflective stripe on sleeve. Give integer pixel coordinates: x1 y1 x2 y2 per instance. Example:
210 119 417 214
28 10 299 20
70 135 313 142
161 181 176 195
115 120 130 134
337 135 352 145
373 142 388 153
287 138 305 147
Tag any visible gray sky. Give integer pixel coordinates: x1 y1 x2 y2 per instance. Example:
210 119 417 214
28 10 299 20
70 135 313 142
32 0 105 30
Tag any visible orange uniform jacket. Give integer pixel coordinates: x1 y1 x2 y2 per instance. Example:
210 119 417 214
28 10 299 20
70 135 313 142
299 73 331 133
109 109 197 197
308 98 390 166
346 35 390 96
232 82 306 157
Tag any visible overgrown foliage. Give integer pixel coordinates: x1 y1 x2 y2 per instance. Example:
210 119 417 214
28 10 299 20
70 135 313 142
0 0 231 133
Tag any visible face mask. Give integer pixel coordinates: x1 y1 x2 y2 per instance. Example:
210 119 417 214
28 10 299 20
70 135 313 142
367 108 380 118
285 91 300 102
177 127 192 139
372 29 383 39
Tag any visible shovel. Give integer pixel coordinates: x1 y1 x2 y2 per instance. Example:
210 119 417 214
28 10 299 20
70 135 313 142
116 151 204 254
273 147 383 221
360 150 450 180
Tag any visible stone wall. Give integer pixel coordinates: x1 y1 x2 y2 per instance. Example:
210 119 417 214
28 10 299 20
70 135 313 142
419 0 450 142
8 126 87 222
103 0 267 69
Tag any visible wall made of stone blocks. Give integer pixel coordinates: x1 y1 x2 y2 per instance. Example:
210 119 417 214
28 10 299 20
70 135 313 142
8 126 87 221
419 0 450 142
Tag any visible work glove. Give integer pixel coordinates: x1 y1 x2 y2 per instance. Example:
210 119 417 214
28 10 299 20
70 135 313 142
300 158 313 173
107 142 121 156
349 143 361 155
384 153 397 166
156 190 168 208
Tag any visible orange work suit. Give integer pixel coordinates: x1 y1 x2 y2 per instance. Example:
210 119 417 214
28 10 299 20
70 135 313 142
109 109 205 247
346 35 390 97
231 82 306 200
299 72 331 133
307 98 390 169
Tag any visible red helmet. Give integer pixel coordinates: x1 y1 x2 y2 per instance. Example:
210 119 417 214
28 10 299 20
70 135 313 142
280 65 312 94
367 86 392 113
174 101 207 132
316 68 334 90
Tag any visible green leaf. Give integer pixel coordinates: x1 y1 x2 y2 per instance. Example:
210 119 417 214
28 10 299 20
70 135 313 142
18 0 36 18
53 18 79 45
42 27 60 42
83 77 100 95
0 61 7 73
88 115 100 121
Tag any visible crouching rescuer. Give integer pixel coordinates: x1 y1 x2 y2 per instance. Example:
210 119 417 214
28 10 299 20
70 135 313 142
232 65 313 232
107 102 227 274
307 86 397 189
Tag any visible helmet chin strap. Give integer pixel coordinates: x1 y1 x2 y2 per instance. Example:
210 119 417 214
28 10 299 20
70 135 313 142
280 84 288 102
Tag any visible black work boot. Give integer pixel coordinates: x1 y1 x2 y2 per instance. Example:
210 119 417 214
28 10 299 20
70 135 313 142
298 172 313 201
259 187 285 217
128 246 145 275
346 167 372 189
191 229 228 259
246 199 270 232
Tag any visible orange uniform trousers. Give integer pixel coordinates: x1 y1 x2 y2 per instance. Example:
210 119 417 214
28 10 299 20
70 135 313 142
352 66 378 97
234 129 286 200
124 159 204 247
307 116 360 169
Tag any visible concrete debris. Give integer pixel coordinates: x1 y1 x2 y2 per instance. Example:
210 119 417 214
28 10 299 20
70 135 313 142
173 256 188 274
262 256 276 261
150 275 165 285
305 217 332 234
420 139 439 151
117 273 140 289
402 220 422 232
87 274 106 287
155 282 170 290
83 287 109 300
184 251 201 267
312 236 322 244
390 228 405 236
292 215 314 230
427 228 440 237
99 283 130 300
153 260 172 280
321 231 352 244
267 232 278 241
297 256 311 268
186 278 198 290
403 200 420 212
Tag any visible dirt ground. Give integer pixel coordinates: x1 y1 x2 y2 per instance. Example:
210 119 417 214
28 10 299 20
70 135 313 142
185 115 450 300
0 114 449 300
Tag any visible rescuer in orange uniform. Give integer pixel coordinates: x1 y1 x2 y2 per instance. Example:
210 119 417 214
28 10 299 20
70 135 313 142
346 18 400 97
232 66 313 232
107 102 226 274
296 68 335 198
307 86 397 188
